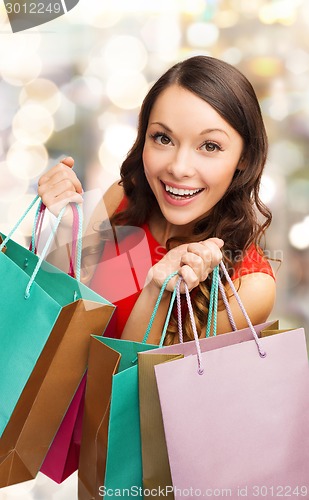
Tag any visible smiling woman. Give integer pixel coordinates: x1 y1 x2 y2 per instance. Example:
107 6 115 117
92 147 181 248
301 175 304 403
37 55 275 345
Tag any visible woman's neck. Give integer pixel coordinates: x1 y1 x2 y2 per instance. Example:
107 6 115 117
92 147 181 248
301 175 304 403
148 211 194 247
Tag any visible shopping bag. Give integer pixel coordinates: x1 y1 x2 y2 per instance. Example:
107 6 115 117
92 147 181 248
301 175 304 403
0 196 115 487
43 238 119 485
39 203 89 484
137 352 183 497
40 373 87 483
137 269 277 494
154 264 309 497
78 272 178 500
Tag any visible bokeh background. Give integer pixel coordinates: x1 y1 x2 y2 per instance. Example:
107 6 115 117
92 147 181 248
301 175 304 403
1 0 309 497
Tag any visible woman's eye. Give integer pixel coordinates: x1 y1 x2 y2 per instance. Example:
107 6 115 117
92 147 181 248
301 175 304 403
200 141 221 152
152 133 171 145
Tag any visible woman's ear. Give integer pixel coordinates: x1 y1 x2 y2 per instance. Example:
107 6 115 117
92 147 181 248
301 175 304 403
236 155 246 171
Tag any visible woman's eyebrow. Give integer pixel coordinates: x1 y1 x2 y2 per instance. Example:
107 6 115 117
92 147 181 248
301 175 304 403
149 122 230 139
149 121 172 132
200 128 230 138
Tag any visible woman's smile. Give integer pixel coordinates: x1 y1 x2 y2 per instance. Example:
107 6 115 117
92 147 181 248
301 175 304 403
160 180 205 205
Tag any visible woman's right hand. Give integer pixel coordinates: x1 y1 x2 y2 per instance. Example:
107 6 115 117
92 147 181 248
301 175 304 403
37 157 83 225
146 238 224 294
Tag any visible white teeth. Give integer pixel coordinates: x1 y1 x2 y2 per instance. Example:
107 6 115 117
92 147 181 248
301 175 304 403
164 184 201 196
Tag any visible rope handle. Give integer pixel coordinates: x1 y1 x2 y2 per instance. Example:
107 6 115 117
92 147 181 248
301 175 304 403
30 199 46 254
0 195 83 298
177 265 236 342
142 271 178 346
176 277 204 375
219 261 266 358
0 195 41 252
178 260 266 374
205 265 219 338
68 203 82 280
30 200 82 281
177 267 219 344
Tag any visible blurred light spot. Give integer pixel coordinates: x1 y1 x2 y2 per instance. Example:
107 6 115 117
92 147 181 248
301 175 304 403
215 9 239 28
106 72 148 109
98 144 122 177
260 175 277 204
289 218 309 250
287 179 309 213
187 22 219 47
259 1 298 25
12 104 54 146
19 79 61 114
8 194 40 237
69 0 122 27
0 53 41 86
180 0 205 16
248 57 283 78
221 47 242 65
0 81 20 131
102 36 148 73
0 32 40 57
269 140 304 175
62 76 104 110
0 33 41 86
53 94 76 131
286 49 309 75
141 18 181 61
7 143 48 180
0 163 29 202
103 123 137 159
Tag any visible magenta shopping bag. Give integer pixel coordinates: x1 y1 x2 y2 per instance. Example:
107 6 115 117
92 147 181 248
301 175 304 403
154 266 309 498
40 374 86 483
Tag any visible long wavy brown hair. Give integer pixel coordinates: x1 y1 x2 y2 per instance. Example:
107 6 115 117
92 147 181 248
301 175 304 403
98 56 271 343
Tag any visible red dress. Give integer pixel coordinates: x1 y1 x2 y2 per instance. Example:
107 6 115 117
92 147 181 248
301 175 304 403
90 200 274 339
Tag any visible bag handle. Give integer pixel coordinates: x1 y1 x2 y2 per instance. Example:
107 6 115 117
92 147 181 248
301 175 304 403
142 270 179 347
219 261 265 358
177 265 237 343
30 199 82 280
30 199 46 254
0 195 83 298
177 261 267 374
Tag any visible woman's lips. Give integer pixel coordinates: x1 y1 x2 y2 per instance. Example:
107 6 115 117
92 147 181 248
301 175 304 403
161 181 204 206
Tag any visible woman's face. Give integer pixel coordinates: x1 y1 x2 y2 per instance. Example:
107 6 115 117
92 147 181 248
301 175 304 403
143 84 244 229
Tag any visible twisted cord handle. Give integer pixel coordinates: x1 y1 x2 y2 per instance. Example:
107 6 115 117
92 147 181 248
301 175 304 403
0 195 40 252
142 271 178 345
219 262 266 358
176 277 204 375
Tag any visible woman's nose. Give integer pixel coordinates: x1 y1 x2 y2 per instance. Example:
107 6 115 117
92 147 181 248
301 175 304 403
167 149 194 179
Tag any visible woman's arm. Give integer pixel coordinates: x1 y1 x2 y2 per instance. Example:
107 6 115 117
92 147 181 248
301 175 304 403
121 238 224 344
216 272 276 333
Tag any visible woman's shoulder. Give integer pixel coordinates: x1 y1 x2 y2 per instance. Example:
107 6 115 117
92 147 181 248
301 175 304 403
103 181 125 217
232 243 275 281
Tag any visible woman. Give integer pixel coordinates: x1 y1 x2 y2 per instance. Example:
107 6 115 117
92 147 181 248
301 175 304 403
38 55 276 344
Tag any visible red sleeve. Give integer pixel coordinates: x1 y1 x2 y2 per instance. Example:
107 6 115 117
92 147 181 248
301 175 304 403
232 244 275 281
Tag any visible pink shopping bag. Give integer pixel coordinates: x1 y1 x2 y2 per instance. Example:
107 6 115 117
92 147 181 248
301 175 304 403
40 374 86 483
154 267 309 498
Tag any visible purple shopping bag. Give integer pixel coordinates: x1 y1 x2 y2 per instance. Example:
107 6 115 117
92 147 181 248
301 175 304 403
154 267 309 498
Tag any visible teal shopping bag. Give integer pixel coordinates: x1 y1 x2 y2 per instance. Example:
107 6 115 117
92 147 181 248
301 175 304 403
0 196 115 440
78 273 178 500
